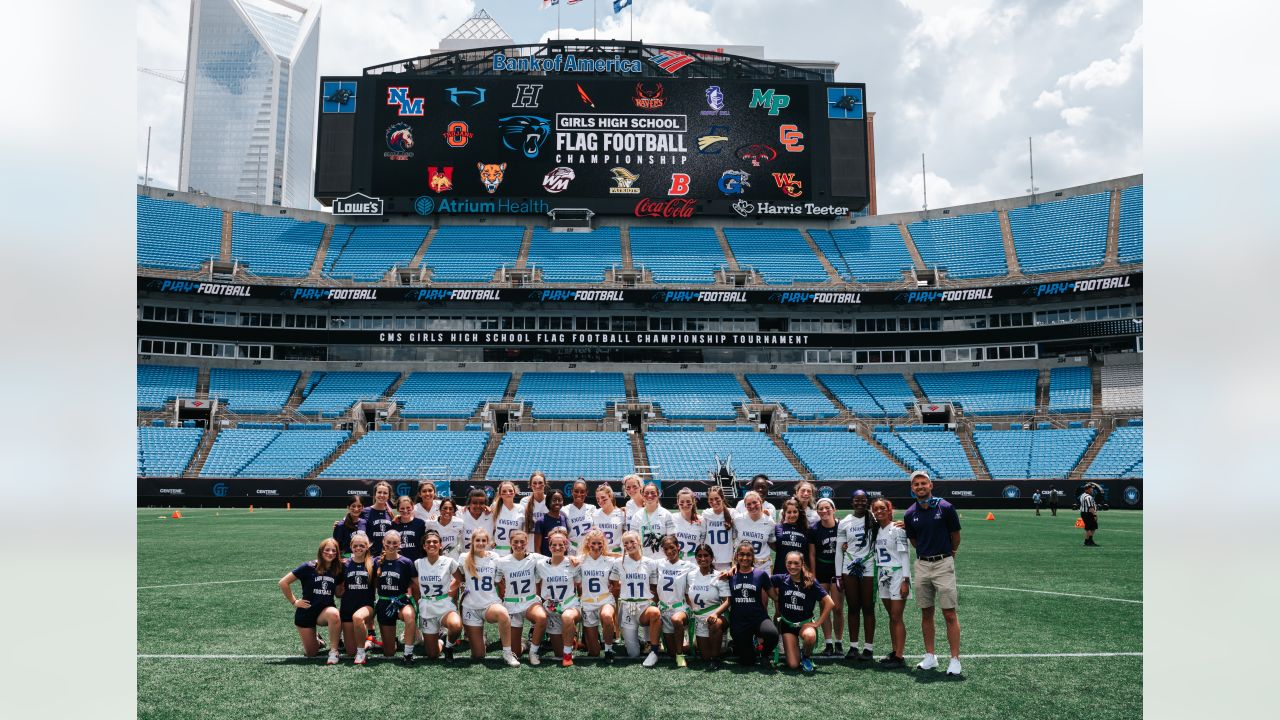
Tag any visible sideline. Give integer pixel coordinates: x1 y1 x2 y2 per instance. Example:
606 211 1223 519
139 578 276 590
138 651 1142 661
957 583 1141 604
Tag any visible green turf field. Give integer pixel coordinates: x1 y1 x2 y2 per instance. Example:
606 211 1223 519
138 507 1141 720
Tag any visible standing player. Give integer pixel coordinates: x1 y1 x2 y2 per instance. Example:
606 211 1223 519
771 551 835 674
871 498 911 668
490 481 524 553
735 475 777 517
414 530 462 661
686 543 731 669
533 490 569 555
522 471 550 531
424 497 465 559
773 498 811 575
536 528 582 666
835 489 877 661
630 482 675 559
734 491 777 571
413 482 440 523
390 495 426 562
1032 490 1043 517
701 486 738 571
809 498 844 657
562 479 598 553
361 481 397 556
655 535 695 667
497 530 549 665
454 528 520 667
622 473 645 515
794 480 821 527
279 538 344 664
577 529 621 659
339 532 376 665
671 488 706 560
727 541 779 670
371 530 418 664
617 531 663 666
332 495 365 556
591 483 628 554
460 488 494 554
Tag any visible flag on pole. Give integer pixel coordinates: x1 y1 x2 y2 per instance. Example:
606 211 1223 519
541 0 559 9
613 0 632 13
567 0 584 4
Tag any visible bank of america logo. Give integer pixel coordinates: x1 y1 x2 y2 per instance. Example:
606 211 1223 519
651 50 695 74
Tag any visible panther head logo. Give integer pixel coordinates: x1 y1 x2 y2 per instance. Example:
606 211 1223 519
477 163 507 194
497 115 551 159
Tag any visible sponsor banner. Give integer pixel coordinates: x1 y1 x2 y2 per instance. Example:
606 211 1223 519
139 273 1141 307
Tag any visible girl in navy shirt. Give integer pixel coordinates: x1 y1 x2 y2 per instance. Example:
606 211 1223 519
773 498 811 575
390 495 427 562
279 538 345 664
533 490 569 556
371 529 419 664
772 551 835 674
808 497 843 657
340 531 376 665
332 495 365 556
361 481 396 556
727 541 779 670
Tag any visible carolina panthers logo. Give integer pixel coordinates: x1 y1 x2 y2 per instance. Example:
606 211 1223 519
497 115 551 159
718 169 750 196
477 163 507 194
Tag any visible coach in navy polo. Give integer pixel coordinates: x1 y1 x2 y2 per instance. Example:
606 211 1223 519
903 469 963 676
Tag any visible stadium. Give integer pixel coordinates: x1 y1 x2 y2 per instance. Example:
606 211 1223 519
138 20 1142 720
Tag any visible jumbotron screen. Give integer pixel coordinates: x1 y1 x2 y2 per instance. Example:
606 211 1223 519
316 72 869 219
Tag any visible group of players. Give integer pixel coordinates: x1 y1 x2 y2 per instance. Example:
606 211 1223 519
280 472 915 673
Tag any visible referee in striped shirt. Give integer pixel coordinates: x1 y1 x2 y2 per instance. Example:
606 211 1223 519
1079 486 1100 547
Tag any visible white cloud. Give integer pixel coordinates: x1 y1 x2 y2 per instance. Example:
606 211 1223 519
1034 89 1065 109
1054 0 1122 27
1057 24 1143 91
539 0 727 45
1061 106 1093 126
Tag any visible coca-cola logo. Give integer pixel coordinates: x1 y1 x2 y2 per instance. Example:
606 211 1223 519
634 197 697 218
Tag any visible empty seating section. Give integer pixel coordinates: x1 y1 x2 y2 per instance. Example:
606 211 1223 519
200 429 349 477
646 431 800 483
1085 426 1143 478
817 374 917 417
137 196 223 270
784 432 906 481
486 432 633 481
199 429 276 476
421 226 524 282
634 373 746 419
392 372 510 418
805 230 849 280
745 374 839 418
324 225 426 281
209 368 299 413
1117 185 1143 264
915 370 1038 415
722 228 828 284
874 429 973 479
1100 364 1143 412
229 212 325 276
320 431 489 479
629 227 726 283
137 427 202 477
516 372 625 418
907 212 1007 279
1049 366 1092 413
974 428 1097 479
138 364 198 410
528 227 622 282
1008 192 1109 274
297 371 399 416
824 225 915 282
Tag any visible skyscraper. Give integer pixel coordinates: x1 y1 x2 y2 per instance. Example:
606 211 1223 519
178 0 320 208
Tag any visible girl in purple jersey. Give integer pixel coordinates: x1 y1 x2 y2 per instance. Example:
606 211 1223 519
361 481 396 556
332 495 365 556
809 497 844 657
371 530 419 664
772 498 811 575
279 538 344 664
340 532 376 665
771 551 835 674
391 495 427 562
727 541 778 670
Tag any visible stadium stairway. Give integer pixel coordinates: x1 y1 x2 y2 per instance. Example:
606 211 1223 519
382 372 409 403
737 373 762 404
903 374 927 407
799 230 843 283
504 372 522 402
1104 188 1121 266
1091 366 1104 414
619 227 634 270
196 367 210 397
307 225 335 278
183 427 219 477
767 432 817 482
855 426 912 474
811 378 853 420
471 432 504 481
998 210 1024 276
515 225 534 270
957 428 993 481
630 429 651 478
306 428 365 480
1069 424 1114 480
624 373 638 400
284 371 311 413
899 224 927 271
409 227 437 269
713 228 741 272
1036 369 1050 414
220 210 233 260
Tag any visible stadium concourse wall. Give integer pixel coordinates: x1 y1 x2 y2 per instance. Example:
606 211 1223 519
137 477 1143 511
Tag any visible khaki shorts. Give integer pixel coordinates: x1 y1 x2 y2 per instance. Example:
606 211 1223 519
913 556 958 610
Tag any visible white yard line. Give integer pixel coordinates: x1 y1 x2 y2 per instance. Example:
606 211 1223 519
957 583 1141 604
139 578 276 590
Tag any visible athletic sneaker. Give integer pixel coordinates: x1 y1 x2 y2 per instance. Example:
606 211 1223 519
401 653 414 666
503 650 521 668
844 646 859 660
917 653 939 670
443 643 454 661
859 648 874 661
822 642 834 657
709 657 722 671
562 653 574 667
834 641 844 656
354 648 367 665
947 657 963 676
800 657 815 674
366 634 382 649
316 637 327 653
879 653 905 668
643 650 660 668
528 649 541 666
326 650 340 665
604 647 615 661
675 654 687 668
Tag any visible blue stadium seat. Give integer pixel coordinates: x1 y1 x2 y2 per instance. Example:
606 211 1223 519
914 370 1038 415
137 364 198 411
200 428 349 478
645 431 800 483
818 374 915 417
784 431 905 481
324 225 427 281
1085 426 1142 478
629 227 726 283
974 428 1096 479
745 374 839 418
297 372 399 416
137 196 223 271
1008 193 1110 274
209 368 299 413
722 228 828 284
814 225 915 282
1048 366 1092 413
392 372 510 418
907 212 1008 279
422 225 524 282
516 372 625 419
1117 186 1143 264
528 227 622 282
320 431 489 479
137 427 202 477
230 212 326 277
873 428 973 480
634 373 747 420
486 432 633 481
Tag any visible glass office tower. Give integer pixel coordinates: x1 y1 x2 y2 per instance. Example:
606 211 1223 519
178 0 320 208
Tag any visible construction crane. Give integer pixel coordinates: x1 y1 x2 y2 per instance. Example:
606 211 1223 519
138 67 185 84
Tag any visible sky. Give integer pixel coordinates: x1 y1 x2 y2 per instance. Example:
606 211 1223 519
137 0 1142 214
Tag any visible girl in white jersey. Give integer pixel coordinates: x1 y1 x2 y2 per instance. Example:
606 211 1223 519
453 528 520 667
460 488 494 554
871 498 910 668
490 481 524 553
536 528 582 666
671 488 706 560
497 530 548 665
521 471 549 531
734 475 777 517
835 489 878 661
701 485 738 571
413 482 440 523
686 543 731 669
617 531 663 666
577 529 620 659
414 530 462 661
591 483 628 553
655 534 695 668
630 482 675 559
424 498 465 560
622 473 645 515
734 491 777 571
562 479 597 553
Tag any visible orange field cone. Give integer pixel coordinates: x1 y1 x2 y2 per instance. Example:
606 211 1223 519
286 502 292 511
984 512 995 521
1074 517 1085 528
249 505 254 513
171 510 183 519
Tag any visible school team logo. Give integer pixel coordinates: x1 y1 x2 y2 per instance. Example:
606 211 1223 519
667 173 691 196
443 121 473 148
511 83 543 108
749 88 791 116
633 82 666 109
542 166 575 193
477 163 507 194
497 115 551 159
322 81 356 113
211 482 229 497
772 172 803 198
701 85 729 116
609 167 641 194
736 144 777 167
779 124 805 152
386 87 424 116
1002 485 1021 499
818 485 835 499
446 86 486 107
384 122 414 160
305 484 323 498
428 166 454 193
718 169 750 195
696 126 730 154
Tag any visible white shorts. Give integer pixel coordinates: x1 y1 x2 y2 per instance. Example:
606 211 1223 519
508 609 526 628
692 611 721 638
543 599 580 635
417 611 454 636
581 604 606 629
660 606 687 634
618 600 653 631
877 567 909 600
844 556 875 578
462 606 489 628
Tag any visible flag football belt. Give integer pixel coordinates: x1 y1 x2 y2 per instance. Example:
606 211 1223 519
691 604 719 617
582 591 612 604
504 593 539 604
378 593 409 602
494 545 512 552
421 593 449 602
543 594 579 611
621 598 651 604
659 601 688 613
778 613 815 629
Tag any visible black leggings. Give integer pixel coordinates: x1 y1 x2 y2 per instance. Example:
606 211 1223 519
731 619 780 664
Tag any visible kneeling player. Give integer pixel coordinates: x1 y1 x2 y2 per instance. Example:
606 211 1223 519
497 530 548 665
577 529 620 659
686 544 731 669
279 538 344 664
618 531 662 666
772 551 835 674
655 534 694 667
414 530 462 661
537 529 582 666
454 528 520 667
340 532 375 665
372 530 419 664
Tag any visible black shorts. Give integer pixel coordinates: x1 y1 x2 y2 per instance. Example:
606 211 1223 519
375 597 412 626
294 605 329 628
815 562 836 584
340 600 372 623
1081 512 1098 530
778 620 807 637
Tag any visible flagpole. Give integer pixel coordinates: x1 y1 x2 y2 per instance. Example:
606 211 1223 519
594 0 597 42
557 1 561 40
630 1 634 41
